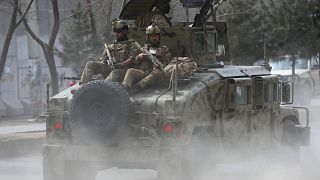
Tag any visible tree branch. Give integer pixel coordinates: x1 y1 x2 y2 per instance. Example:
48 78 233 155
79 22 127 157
48 0 60 48
14 0 34 29
18 6 45 49
9 0 14 6
59 0 104 23
0 0 18 80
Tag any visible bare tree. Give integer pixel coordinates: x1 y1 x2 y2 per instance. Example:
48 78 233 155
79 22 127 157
19 0 60 95
86 0 97 35
0 0 34 80
17 0 113 95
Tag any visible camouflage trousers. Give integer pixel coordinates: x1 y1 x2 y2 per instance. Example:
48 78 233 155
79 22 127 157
122 68 165 89
106 68 127 82
80 61 127 83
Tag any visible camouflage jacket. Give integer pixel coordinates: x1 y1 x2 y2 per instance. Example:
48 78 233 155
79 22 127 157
100 39 141 65
136 44 171 73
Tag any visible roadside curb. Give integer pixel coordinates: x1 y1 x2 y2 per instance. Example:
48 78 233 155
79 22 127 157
0 131 45 158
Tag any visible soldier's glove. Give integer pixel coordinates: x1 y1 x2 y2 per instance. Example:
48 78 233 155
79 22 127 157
113 63 124 69
99 57 107 64
136 53 148 62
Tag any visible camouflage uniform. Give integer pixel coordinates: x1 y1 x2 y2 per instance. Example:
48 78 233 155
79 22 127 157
80 39 142 83
80 20 142 83
122 44 171 89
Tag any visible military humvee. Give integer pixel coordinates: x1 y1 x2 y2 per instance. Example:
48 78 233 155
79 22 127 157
269 55 320 105
42 0 310 180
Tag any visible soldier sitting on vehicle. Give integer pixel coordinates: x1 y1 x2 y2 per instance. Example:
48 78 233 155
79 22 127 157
80 19 142 84
122 24 171 95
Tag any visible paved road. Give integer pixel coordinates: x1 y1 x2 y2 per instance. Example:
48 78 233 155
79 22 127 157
0 123 45 135
0 155 42 180
0 100 320 180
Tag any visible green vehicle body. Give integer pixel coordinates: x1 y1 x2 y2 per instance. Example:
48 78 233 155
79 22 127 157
42 1 310 180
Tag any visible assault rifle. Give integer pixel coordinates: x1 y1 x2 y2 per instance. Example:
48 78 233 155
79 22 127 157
136 43 166 73
104 44 116 69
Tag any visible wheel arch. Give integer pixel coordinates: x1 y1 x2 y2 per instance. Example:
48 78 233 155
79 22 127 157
282 115 299 125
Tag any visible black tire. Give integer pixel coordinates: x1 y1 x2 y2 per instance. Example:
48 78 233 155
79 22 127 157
157 148 182 180
281 119 301 164
70 80 130 144
281 119 299 148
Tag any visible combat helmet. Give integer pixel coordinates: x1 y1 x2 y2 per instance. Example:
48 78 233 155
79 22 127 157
146 24 161 35
112 19 128 31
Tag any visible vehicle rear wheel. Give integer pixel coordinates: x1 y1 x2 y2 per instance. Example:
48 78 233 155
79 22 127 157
70 80 130 145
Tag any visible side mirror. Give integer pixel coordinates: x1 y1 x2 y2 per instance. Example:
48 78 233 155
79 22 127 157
281 83 291 104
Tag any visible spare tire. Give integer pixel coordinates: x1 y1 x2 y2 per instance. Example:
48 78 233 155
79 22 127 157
70 80 130 144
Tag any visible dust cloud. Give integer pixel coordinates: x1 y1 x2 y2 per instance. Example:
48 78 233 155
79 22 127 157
194 97 320 180
5 99 318 180
94 96 320 180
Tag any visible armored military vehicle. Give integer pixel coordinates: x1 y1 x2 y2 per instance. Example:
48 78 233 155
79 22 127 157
42 0 310 180
269 55 320 105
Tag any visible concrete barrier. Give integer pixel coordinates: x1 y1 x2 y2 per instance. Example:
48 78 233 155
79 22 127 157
0 132 45 158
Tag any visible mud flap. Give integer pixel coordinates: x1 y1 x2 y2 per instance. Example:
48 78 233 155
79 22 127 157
295 125 310 146
43 145 65 180
43 145 98 180
283 106 310 146
157 148 182 180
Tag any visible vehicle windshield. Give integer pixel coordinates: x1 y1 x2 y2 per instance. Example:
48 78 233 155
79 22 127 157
269 56 309 71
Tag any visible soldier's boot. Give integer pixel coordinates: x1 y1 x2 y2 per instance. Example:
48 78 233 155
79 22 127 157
78 74 102 86
122 84 130 92
129 83 142 96
96 74 104 80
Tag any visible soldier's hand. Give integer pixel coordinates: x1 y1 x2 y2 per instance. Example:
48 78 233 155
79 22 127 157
113 63 124 69
153 64 160 70
137 53 148 61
